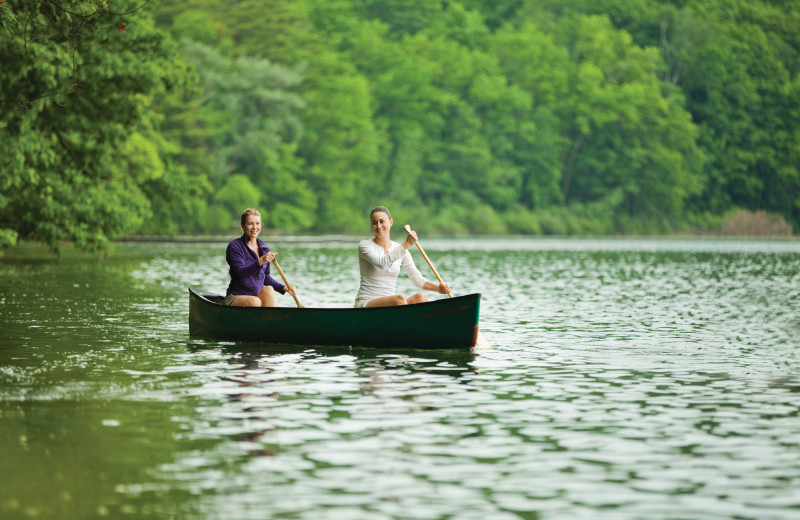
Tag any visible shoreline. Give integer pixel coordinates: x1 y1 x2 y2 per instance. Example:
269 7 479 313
3 234 798 260
116 233 797 243
116 234 361 244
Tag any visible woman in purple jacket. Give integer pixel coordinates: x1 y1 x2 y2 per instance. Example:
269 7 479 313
223 208 296 307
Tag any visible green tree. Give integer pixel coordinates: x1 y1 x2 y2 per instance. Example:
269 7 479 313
1 0 185 252
295 48 383 232
526 0 800 229
143 0 799 235
671 2 800 228
279 3 386 232
363 0 444 38
491 22 570 210
174 41 312 230
552 15 702 228
459 0 524 30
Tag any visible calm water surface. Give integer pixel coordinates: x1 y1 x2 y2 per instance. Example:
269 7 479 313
1 237 799 519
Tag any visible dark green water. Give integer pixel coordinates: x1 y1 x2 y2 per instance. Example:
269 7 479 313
1 238 799 519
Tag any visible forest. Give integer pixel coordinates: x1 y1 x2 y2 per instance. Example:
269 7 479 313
2 0 799 252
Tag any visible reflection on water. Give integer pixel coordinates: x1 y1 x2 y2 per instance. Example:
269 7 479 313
1 238 800 519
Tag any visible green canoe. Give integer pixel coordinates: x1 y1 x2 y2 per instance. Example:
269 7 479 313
189 287 482 350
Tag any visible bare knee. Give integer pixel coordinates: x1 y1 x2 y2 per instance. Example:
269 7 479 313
232 295 261 307
259 286 278 307
365 294 407 308
407 293 428 304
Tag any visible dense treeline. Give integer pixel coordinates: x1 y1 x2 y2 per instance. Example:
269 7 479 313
1 0 798 251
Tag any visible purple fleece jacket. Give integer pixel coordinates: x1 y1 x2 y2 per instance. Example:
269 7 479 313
225 235 285 296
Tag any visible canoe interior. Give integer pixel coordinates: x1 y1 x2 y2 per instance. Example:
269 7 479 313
189 287 481 350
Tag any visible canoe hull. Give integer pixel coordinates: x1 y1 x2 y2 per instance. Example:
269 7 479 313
188 287 481 350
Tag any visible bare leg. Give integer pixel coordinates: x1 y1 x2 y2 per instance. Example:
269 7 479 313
258 286 278 307
365 294 407 308
406 292 429 305
229 295 262 307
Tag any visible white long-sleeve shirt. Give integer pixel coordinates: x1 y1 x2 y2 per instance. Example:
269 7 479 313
355 239 429 303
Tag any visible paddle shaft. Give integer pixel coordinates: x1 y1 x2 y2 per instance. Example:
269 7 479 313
403 225 452 298
272 259 304 308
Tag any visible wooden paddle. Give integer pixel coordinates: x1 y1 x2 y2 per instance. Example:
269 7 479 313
403 225 489 347
272 259 304 308
403 225 452 297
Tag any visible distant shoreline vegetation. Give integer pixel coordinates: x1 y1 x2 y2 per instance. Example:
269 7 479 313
117 208 793 241
1 210 795 261
2 214 796 260
2 0 798 255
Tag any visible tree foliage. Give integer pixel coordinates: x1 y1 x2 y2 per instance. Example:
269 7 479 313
3 0 798 252
0 0 189 252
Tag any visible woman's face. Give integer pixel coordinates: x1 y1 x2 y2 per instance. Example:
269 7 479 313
371 211 392 238
242 214 262 239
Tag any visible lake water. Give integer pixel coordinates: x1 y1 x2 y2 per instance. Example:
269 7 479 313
1 237 799 519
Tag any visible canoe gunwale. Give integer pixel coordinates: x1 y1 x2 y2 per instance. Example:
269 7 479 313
189 286 480 312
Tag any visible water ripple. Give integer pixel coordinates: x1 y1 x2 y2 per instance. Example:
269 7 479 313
2 238 799 519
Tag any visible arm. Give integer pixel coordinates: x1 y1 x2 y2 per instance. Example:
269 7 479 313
400 251 449 293
401 226 451 295
400 250 429 290
256 248 286 294
358 241 407 269
422 280 450 294
398 227 451 294
264 266 286 294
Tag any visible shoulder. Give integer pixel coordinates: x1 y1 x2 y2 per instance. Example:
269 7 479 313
227 236 244 250
257 238 269 252
358 239 375 250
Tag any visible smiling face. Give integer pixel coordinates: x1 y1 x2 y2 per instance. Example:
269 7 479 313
242 214 262 240
371 210 393 239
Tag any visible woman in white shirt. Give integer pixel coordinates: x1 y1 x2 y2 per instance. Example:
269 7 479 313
354 206 451 308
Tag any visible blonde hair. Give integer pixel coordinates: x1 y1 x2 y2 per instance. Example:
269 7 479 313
240 208 261 228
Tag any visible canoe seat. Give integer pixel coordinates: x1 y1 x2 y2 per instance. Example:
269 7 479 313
194 289 225 305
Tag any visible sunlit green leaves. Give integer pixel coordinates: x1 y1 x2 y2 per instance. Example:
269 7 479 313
1 0 185 253
4 0 798 250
